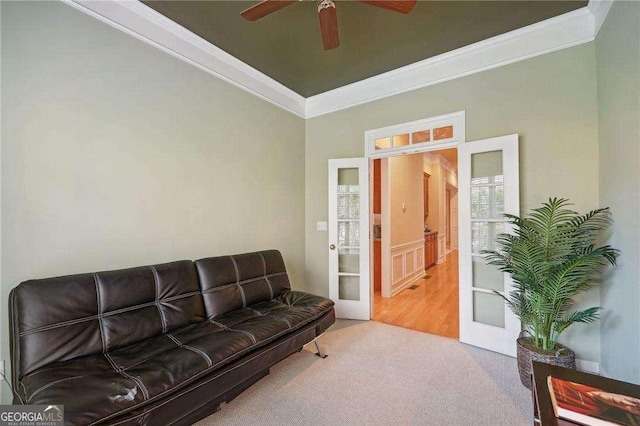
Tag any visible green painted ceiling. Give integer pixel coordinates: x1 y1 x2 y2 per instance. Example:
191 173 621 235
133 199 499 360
143 1 588 97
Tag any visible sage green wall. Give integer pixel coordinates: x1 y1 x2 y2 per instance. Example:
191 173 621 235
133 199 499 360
596 0 640 384
0 0 305 389
305 44 601 362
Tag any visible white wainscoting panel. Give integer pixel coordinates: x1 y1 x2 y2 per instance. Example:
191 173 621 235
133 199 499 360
390 240 425 296
392 254 404 283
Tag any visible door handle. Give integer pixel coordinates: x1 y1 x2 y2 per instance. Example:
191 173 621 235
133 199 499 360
329 244 336 250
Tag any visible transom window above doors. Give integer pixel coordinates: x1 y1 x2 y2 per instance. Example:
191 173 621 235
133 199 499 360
365 111 465 158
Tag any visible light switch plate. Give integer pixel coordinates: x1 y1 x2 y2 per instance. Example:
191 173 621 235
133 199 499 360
316 221 328 231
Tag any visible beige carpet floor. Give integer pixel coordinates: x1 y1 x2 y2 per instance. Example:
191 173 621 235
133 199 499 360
195 320 532 425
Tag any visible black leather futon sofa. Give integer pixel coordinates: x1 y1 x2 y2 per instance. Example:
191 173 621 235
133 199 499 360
9 250 335 425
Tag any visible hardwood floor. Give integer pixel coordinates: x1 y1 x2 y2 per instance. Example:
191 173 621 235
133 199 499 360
373 250 459 339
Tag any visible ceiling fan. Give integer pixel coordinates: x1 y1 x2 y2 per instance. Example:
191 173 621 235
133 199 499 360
241 0 417 50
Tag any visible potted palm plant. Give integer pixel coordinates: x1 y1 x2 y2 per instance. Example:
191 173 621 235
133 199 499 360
483 198 619 389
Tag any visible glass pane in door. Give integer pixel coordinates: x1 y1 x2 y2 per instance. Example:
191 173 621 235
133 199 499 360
471 221 504 253
473 291 505 327
338 221 359 246
472 259 504 291
338 168 359 189
339 248 359 273
472 150 502 180
337 167 361 301
470 150 507 328
339 276 360 301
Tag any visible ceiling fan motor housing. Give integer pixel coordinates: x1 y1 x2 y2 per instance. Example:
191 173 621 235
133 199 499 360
318 0 336 12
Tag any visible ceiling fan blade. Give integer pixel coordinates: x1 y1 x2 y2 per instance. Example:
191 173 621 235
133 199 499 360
318 1 339 50
357 0 417 14
241 0 298 22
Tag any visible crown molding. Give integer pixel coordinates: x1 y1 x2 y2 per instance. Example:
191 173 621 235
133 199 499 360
423 153 455 175
305 5 599 118
61 0 307 117
61 1 610 120
588 0 614 37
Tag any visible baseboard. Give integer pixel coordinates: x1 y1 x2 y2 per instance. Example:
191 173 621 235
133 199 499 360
598 364 607 378
576 359 600 374
391 272 424 297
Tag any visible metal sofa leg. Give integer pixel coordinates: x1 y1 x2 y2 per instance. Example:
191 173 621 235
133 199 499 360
313 338 328 359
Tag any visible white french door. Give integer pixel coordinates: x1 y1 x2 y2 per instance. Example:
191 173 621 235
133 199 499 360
328 158 370 320
458 134 520 357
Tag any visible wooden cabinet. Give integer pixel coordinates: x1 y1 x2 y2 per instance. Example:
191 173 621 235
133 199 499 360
424 231 438 270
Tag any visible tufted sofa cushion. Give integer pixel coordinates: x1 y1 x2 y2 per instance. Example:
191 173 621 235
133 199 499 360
195 250 291 319
11 260 204 379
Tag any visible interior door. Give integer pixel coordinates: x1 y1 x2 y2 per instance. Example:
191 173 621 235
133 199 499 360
328 158 370 320
458 134 520 356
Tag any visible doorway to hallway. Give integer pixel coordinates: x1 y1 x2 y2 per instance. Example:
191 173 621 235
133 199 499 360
371 147 459 339
373 250 459 338
328 110 521 356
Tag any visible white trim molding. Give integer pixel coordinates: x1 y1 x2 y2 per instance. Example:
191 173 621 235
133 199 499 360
576 359 601 375
588 0 614 37
61 0 307 117
306 6 599 117
61 0 611 119
424 152 456 177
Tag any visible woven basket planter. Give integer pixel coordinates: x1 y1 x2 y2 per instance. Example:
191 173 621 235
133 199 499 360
516 333 576 389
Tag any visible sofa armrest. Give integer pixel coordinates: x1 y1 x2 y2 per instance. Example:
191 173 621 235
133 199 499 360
276 291 334 312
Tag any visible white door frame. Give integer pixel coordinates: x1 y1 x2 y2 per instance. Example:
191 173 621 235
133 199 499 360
369 148 461 307
364 113 521 358
364 111 466 316
380 158 392 298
